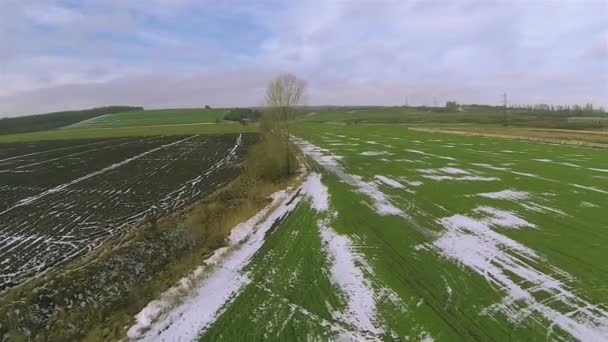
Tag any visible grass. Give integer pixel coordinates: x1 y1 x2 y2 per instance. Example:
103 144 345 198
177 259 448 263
67 108 228 129
200 201 345 341
300 107 607 130
295 123 607 339
0 122 257 143
196 122 607 340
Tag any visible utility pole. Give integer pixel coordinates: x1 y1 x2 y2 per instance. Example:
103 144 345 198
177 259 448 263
503 92 508 127
405 96 409 107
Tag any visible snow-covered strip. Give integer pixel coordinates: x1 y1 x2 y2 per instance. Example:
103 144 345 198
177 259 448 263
533 159 581 168
62 113 113 128
418 167 498 182
432 208 608 341
128 185 303 341
405 149 456 161
360 151 391 156
589 168 608 173
374 175 405 189
520 203 568 216
422 175 498 182
0 136 197 217
581 201 599 208
573 184 608 195
476 190 530 200
319 221 382 336
305 173 395 338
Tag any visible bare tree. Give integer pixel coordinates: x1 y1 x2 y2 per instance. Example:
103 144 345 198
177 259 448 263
265 73 307 175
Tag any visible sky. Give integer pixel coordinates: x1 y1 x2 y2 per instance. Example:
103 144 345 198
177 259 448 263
0 0 606 117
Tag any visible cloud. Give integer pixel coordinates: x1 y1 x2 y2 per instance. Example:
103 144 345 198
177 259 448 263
0 71 274 116
0 0 606 116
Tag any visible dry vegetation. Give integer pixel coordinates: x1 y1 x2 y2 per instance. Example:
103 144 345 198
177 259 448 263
410 126 608 147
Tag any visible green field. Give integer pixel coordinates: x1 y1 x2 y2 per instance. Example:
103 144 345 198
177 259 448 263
300 107 608 130
0 122 256 143
67 108 228 129
140 123 607 341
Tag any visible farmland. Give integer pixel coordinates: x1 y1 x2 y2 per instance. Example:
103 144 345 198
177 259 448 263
300 107 608 130
0 133 257 291
131 123 608 341
67 108 228 129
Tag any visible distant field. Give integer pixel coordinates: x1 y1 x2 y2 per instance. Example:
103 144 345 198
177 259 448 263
67 108 228 129
411 126 608 146
301 108 607 129
148 123 608 341
0 122 257 143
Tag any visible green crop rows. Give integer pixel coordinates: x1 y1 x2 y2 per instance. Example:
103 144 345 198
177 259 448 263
197 123 607 341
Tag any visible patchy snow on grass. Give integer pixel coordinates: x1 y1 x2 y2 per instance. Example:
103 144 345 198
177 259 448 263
533 159 581 168
440 167 471 175
475 207 535 229
302 173 329 212
308 174 410 339
433 208 608 341
319 220 383 336
590 168 608 173
418 167 498 182
128 186 303 341
405 149 456 161
573 184 608 195
351 175 403 216
360 151 391 156
422 175 498 182
477 190 530 201
330 143 358 146
520 203 568 216
295 138 403 217
374 175 405 189
471 163 510 171
581 201 599 208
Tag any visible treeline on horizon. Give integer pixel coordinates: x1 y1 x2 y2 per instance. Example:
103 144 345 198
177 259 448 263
0 106 143 136
312 103 606 117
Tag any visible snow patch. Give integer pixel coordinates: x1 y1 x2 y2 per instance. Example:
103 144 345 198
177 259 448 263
590 168 608 173
581 201 599 208
360 151 391 156
477 190 530 201
432 208 608 341
374 175 405 189
295 138 403 217
573 184 608 195
419 167 497 182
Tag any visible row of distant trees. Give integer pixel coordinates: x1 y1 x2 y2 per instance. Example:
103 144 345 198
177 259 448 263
443 102 605 116
0 106 143 135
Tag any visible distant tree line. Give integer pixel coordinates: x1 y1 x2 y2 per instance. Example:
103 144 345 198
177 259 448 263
223 108 262 123
0 106 143 135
